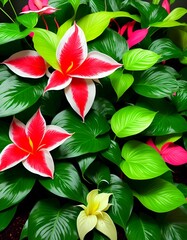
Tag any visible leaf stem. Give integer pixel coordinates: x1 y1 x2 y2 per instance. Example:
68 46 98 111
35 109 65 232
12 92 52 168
0 7 14 22
9 0 17 18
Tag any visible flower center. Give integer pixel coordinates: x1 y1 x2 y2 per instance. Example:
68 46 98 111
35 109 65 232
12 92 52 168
29 137 34 152
66 61 74 73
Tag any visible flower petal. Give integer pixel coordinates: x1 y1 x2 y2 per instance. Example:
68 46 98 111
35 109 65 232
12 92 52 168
70 51 122 79
26 109 46 151
146 138 160 153
21 6 57 14
22 149 54 178
0 144 29 171
65 78 95 120
9 117 32 152
127 29 148 48
41 125 72 151
95 192 112 212
77 210 97 240
162 0 170 13
3 50 47 78
44 70 72 92
57 23 87 74
161 142 187 165
96 212 117 240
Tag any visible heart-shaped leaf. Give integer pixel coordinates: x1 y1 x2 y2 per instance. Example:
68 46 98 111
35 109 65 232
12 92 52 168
121 140 170 180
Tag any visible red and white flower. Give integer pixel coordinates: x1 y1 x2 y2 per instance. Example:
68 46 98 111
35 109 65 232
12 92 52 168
0 109 72 178
21 0 56 15
44 23 122 119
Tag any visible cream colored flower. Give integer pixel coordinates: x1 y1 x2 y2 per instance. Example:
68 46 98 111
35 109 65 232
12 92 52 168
77 189 117 240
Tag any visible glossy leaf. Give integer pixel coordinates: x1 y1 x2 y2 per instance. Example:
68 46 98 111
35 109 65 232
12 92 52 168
103 174 133 229
77 11 140 41
93 230 109 240
149 38 184 61
171 81 187 112
68 0 80 12
0 205 17 231
88 28 128 62
52 109 110 158
101 140 122 166
110 70 134 99
150 21 187 28
123 48 160 71
133 66 179 98
92 97 115 119
39 162 87 203
164 7 187 21
20 220 28 240
0 166 35 211
111 105 157 138
133 178 187 213
0 23 31 45
28 199 79 240
160 206 187 240
78 154 96 176
0 66 45 117
138 98 187 136
121 140 170 180
16 12 38 28
0 121 11 152
126 212 161 240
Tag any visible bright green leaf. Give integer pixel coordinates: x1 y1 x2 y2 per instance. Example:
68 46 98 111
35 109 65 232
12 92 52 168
57 18 73 40
126 212 161 240
77 11 140 41
123 49 160 71
111 105 157 138
68 0 80 12
133 178 187 213
120 140 170 180
28 199 79 240
164 7 187 22
155 133 182 149
39 162 87 203
0 66 45 117
110 70 134 99
150 21 187 28
33 28 59 69
16 12 38 28
52 109 110 158
0 166 35 211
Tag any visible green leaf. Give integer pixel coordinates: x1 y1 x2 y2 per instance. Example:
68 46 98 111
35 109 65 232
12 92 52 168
111 105 157 138
85 161 111 186
132 178 187 213
93 230 109 240
92 97 115 119
101 140 122 166
123 49 160 71
88 28 128 62
132 66 179 98
155 133 182 149
110 70 134 99
52 109 110 158
0 0 9 6
57 18 73 40
0 205 17 231
126 212 161 240
0 120 11 152
0 66 45 117
138 98 187 136
77 11 140 41
103 174 133 229
150 21 187 28
33 28 59 69
149 38 184 61
120 140 170 180
171 81 187 112
78 154 96 176
28 199 79 240
0 166 35 211
68 0 80 12
164 7 187 22
39 162 87 203
0 22 31 45
20 220 28 240
160 206 187 240
16 12 38 28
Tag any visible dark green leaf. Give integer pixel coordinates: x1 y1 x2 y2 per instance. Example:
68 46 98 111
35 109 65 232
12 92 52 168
78 154 96 176
28 199 79 240
92 97 115 118
88 28 128 61
103 174 133 228
52 109 110 158
39 162 87 203
126 212 161 240
0 66 45 117
133 66 179 98
20 220 28 240
0 166 35 211
0 205 17 231
0 120 11 152
171 81 187 112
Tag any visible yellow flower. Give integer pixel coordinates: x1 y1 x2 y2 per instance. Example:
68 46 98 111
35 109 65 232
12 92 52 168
77 189 117 240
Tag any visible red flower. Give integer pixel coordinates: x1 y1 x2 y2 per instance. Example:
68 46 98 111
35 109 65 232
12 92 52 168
162 0 170 14
147 138 187 166
21 0 56 15
0 110 72 178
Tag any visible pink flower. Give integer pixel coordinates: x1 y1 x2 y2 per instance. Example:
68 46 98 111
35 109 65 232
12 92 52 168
44 23 122 119
118 21 148 49
2 50 48 78
0 110 72 178
162 0 170 14
147 138 187 166
21 0 56 15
